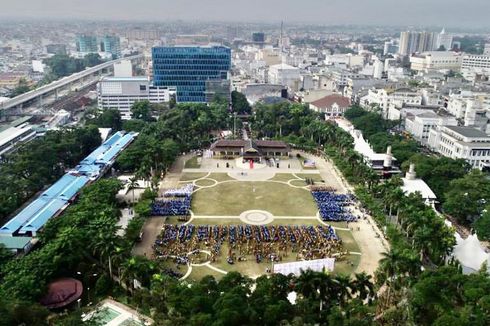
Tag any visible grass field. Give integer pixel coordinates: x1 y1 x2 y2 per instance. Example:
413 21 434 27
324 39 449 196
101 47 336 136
270 173 297 182
195 178 217 187
333 254 361 275
296 173 324 182
207 173 234 182
187 265 225 282
180 172 208 181
163 172 363 279
192 181 318 216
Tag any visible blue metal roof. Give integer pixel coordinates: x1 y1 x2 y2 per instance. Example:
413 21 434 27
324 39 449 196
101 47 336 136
18 198 66 234
40 174 78 199
58 176 89 201
0 131 136 236
0 199 48 234
103 131 123 146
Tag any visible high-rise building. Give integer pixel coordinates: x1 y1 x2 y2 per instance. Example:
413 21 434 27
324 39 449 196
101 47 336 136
252 32 265 43
152 45 232 103
398 31 438 56
76 35 98 53
436 28 453 50
383 41 398 55
484 44 490 55
100 35 121 59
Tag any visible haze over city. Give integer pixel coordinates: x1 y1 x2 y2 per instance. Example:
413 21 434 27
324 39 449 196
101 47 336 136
1 1 490 325
0 0 489 27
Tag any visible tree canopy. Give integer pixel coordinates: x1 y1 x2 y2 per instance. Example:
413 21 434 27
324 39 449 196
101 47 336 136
0 126 101 225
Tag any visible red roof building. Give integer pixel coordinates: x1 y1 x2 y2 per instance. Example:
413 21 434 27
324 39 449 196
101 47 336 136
309 94 351 118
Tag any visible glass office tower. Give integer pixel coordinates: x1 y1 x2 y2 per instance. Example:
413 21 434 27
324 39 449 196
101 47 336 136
152 45 231 102
76 35 98 53
101 35 121 59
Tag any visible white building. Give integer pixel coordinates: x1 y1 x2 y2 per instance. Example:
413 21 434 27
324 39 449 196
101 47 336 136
361 87 422 120
410 51 462 72
461 54 490 71
401 163 437 206
0 123 36 156
446 91 490 120
113 60 133 78
373 59 384 79
325 54 364 68
484 44 490 56
436 28 453 50
309 94 351 118
403 109 458 144
268 63 301 91
428 125 490 168
97 77 176 120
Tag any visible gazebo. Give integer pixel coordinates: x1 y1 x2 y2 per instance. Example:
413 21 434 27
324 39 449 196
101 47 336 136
40 278 83 309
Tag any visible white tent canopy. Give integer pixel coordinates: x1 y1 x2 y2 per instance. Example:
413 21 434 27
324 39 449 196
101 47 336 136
273 258 335 276
453 234 490 273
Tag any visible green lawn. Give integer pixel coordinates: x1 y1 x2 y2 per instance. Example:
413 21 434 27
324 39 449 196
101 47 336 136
187 218 321 226
335 229 361 253
333 254 361 275
296 173 324 182
290 179 307 187
192 181 318 216
207 173 234 182
180 172 208 181
270 173 296 182
187 265 225 282
184 156 200 168
195 179 217 187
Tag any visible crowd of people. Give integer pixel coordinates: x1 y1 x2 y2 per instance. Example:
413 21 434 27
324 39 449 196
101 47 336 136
153 223 343 266
152 184 194 216
311 186 357 222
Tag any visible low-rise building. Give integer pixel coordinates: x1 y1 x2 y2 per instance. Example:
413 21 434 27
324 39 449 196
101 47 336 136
461 54 490 71
428 125 490 168
403 109 458 144
210 139 291 161
268 63 301 91
309 94 351 118
0 122 36 156
361 87 422 120
410 51 462 72
97 77 176 120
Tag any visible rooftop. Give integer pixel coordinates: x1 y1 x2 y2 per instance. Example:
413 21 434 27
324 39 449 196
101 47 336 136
310 94 351 108
0 131 137 236
444 125 490 139
0 235 32 250
402 178 437 200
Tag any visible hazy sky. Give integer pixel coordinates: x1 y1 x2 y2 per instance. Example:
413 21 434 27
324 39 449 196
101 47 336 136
1 0 489 28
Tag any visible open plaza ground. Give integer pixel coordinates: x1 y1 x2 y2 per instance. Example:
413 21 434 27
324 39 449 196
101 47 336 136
133 151 388 281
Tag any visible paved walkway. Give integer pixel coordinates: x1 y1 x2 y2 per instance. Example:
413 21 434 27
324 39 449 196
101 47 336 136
299 150 389 275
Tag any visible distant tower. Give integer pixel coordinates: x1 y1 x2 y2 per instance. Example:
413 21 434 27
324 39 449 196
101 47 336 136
280 21 284 53
436 28 453 51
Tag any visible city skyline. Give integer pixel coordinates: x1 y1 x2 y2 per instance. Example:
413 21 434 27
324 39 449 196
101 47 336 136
1 0 490 28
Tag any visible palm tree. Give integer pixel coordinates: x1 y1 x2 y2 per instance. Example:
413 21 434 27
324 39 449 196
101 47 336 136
333 274 354 306
295 269 318 300
91 221 121 279
352 272 375 303
127 177 140 205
